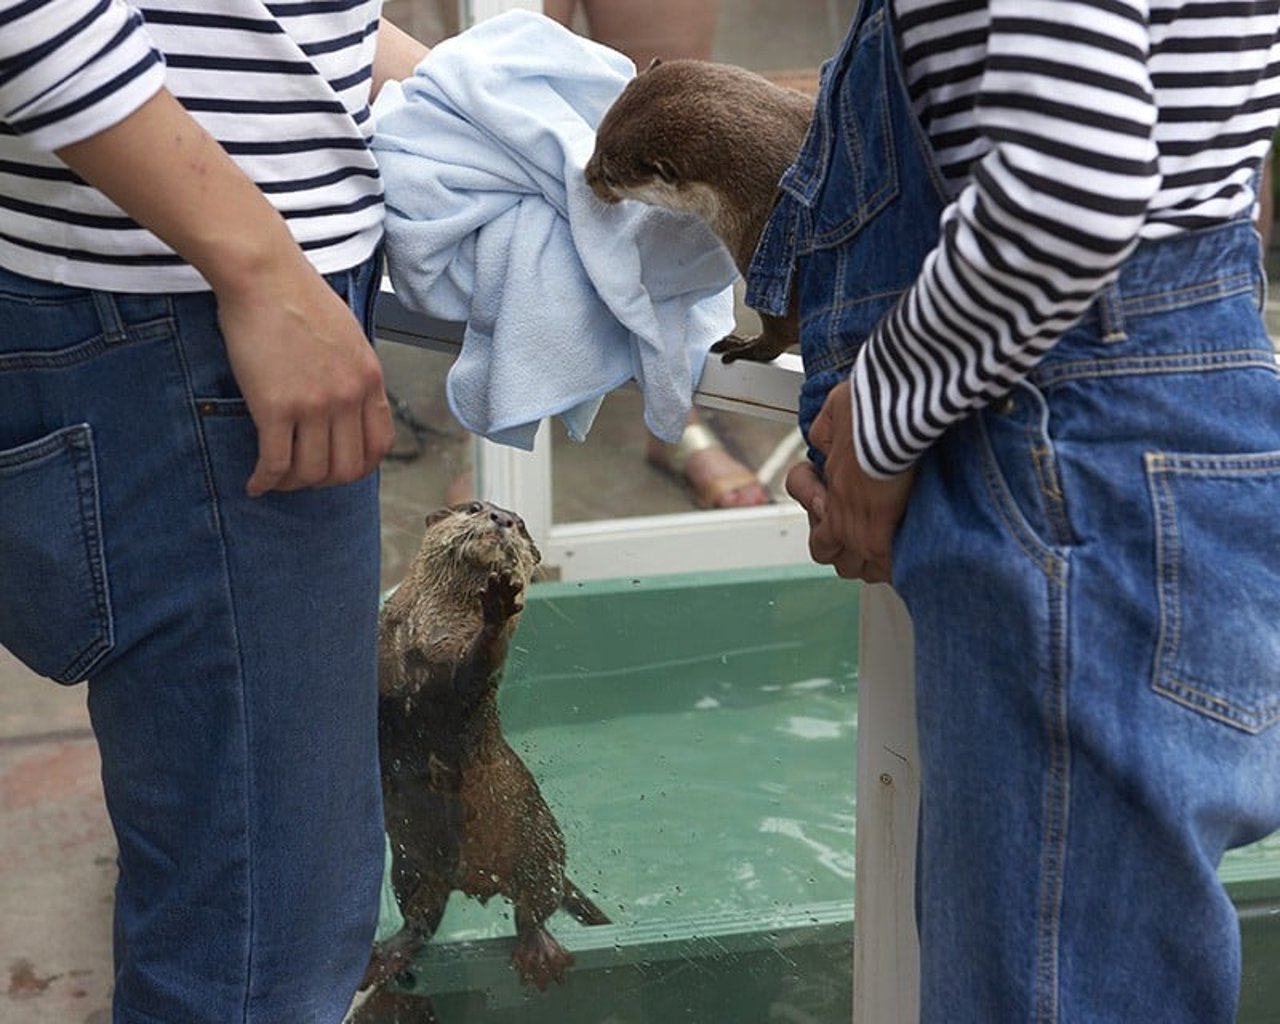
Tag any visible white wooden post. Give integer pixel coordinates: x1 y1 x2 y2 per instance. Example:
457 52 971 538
470 428 554 549
459 0 542 26
855 584 921 1023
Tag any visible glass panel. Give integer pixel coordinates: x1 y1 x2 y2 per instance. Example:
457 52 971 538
373 1 855 528
367 562 861 1023
379 341 474 590
370 4 859 1021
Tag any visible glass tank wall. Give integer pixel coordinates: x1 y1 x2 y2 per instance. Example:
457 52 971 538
367 4 1280 1023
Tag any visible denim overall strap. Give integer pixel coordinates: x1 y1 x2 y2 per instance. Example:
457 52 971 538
745 0 949 449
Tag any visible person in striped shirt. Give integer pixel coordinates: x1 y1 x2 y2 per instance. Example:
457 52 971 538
0 4 428 1021
766 1 1280 1019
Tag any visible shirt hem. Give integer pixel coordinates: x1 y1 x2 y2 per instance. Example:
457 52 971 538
0 227 384 294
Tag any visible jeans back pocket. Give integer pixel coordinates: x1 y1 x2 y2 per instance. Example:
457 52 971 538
0 424 114 683
1147 450 1280 733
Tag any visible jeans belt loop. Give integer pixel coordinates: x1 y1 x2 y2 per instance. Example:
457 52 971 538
1097 281 1128 344
90 289 128 344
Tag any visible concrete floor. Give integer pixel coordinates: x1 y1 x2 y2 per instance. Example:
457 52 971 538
0 4 852 1022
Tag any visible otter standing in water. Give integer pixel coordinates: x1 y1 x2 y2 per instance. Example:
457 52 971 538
585 58 814 363
355 502 608 1022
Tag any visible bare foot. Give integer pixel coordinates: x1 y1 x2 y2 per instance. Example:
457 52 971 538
647 420 771 509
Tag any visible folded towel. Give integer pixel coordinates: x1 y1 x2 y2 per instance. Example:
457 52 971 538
371 10 739 449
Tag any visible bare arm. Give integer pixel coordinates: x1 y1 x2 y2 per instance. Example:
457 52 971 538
56 88 394 496
373 17 432 98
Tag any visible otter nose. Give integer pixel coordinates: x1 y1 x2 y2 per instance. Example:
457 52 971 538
489 508 516 530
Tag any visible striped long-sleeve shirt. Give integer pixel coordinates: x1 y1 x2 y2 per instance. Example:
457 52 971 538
0 0 384 291
853 0 1280 477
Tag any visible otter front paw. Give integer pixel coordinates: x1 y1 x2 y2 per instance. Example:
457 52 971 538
711 331 791 364
480 570 524 627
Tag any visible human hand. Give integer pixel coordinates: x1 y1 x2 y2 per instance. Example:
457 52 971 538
785 378 916 583
215 250 394 496
52 89 396 497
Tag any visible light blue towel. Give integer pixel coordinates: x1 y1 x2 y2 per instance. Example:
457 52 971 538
371 10 739 450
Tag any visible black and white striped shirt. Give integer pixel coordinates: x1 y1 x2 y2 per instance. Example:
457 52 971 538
0 0 384 291
853 0 1280 477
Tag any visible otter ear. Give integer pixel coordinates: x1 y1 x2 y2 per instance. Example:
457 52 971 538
425 507 453 529
645 57 662 72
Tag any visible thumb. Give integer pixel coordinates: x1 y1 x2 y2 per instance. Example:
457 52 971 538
785 460 827 521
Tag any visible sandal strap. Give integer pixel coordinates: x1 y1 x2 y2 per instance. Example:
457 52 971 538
665 421 721 474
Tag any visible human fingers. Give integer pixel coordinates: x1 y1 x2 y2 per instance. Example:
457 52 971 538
785 460 842 564
829 549 866 580
805 495 849 567
246 414 294 497
272 414 332 492
277 383 385 491
316 380 392 488
808 394 835 455
327 401 369 485
362 386 395 470
785 460 827 522
215 245 391 494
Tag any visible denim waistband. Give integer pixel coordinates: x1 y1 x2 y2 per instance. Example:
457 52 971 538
0 253 383 369
1071 219 1263 340
1029 219 1276 387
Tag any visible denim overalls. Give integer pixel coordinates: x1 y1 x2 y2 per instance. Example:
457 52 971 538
749 1 1280 1021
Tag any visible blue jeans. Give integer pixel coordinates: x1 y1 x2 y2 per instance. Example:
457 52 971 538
0 259 385 1023
748 0 1280 1015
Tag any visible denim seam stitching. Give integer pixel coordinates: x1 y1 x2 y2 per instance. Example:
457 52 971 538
1033 557 1071 1024
1156 677 1280 733
65 425 114 681
810 11 899 252
1116 271 1255 318
800 286 907 375
0 318 174 371
1030 444 1074 549
166 296 259 1015
2 424 116 681
976 415 1061 578
1148 454 1184 717
1033 350 1277 388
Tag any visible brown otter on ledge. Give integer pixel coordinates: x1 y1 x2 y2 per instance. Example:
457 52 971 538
585 58 814 364
354 502 609 1022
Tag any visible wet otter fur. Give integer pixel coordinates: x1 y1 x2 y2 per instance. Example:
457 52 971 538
586 58 814 364
355 502 609 1021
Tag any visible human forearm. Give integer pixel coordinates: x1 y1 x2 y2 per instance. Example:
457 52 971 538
852 0 1161 478
55 87 303 295
373 17 432 99
55 87 393 495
